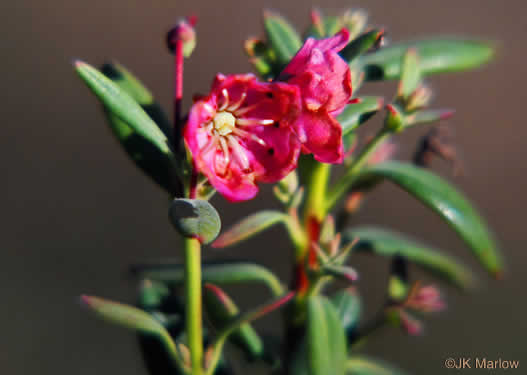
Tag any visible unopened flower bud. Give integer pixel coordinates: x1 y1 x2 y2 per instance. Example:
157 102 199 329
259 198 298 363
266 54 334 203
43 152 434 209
166 17 197 57
406 84 433 111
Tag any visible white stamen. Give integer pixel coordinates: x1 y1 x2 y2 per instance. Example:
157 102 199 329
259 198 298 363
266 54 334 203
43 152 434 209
227 92 247 112
218 89 230 111
233 128 267 146
234 102 260 117
227 135 250 171
236 118 275 126
201 135 219 156
219 136 230 164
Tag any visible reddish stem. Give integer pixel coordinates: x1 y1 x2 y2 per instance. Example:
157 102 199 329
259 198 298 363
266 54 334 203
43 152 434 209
174 38 184 145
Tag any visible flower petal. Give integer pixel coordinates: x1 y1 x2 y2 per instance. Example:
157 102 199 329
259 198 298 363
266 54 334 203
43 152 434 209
280 29 352 113
293 109 343 164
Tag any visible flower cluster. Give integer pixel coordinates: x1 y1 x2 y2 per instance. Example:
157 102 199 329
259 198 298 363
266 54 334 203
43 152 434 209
185 30 352 201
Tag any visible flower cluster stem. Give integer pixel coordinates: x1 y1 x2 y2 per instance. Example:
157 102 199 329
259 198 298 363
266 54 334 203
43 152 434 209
184 237 203 375
174 39 184 147
326 129 390 211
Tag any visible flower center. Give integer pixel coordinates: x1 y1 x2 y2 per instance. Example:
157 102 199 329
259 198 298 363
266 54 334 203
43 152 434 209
213 111 236 136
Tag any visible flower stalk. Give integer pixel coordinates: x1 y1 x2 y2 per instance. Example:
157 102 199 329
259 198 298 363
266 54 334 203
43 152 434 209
326 128 391 211
184 236 204 375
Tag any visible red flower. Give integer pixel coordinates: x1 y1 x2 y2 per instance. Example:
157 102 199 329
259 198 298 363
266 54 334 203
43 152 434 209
184 74 301 202
279 29 352 163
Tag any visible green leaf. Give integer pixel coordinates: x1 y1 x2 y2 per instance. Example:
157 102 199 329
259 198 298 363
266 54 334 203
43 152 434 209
98 63 180 194
398 49 421 99
331 289 361 337
169 199 221 245
212 211 288 248
360 38 495 81
306 296 347 375
75 61 171 155
344 227 473 288
339 97 384 135
131 261 285 297
357 162 503 276
347 356 408 375
80 295 182 364
321 265 359 283
263 10 302 66
405 109 454 127
340 29 384 62
203 284 264 361
100 62 173 139
138 279 171 310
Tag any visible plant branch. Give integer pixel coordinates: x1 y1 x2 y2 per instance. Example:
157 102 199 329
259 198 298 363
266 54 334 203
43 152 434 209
325 129 390 212
184 237 203 375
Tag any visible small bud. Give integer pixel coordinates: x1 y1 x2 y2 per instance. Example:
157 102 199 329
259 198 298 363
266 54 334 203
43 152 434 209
405 283 446 313
310 9 325 37
345 192 364 213
384 103 406 132
166 17 197 57
341 9 368 39
399 309 423 336
406 84 433 111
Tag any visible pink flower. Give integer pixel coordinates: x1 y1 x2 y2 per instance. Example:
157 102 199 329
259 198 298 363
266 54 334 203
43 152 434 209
279 29 352 163
184 74 301 202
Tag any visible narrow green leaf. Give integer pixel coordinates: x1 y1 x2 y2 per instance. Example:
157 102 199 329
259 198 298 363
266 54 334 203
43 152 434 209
263 10 302 66
307 296 347 375
357 161 503 275
344 226 473 288
131 261 285 297
75 61 171 155
405 109 454 127
100 62 173 139
81 295 168 334
322 265 359 283
360 38 495 81
98 63 179 194
138 279 171 310
347 355 407 375
339 97 384 135
203 284 264 361
398 49 421 99
105 112 179 193
212 211 288 248
169 199 221 245
331 289 361 336
340 29 384 62
80 295 182 366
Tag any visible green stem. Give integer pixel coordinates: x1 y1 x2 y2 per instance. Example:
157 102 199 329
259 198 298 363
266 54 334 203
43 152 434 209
304 162 331 224
325 129 390 212
184 237 203 375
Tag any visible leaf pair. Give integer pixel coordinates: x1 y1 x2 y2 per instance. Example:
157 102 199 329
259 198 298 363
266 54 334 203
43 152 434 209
75 61 182 195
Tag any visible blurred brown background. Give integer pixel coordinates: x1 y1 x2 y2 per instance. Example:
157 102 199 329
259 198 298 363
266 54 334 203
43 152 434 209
2 0 526 374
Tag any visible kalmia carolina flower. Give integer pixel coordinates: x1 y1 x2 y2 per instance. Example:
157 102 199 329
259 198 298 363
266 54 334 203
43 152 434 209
279 29 353 163
184 74 301 202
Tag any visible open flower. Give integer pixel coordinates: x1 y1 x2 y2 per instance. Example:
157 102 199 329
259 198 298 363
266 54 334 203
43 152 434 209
184 74 301 202
279 29 352 163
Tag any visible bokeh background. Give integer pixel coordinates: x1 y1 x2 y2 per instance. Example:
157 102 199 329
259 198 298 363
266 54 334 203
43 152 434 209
3 0 526 374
